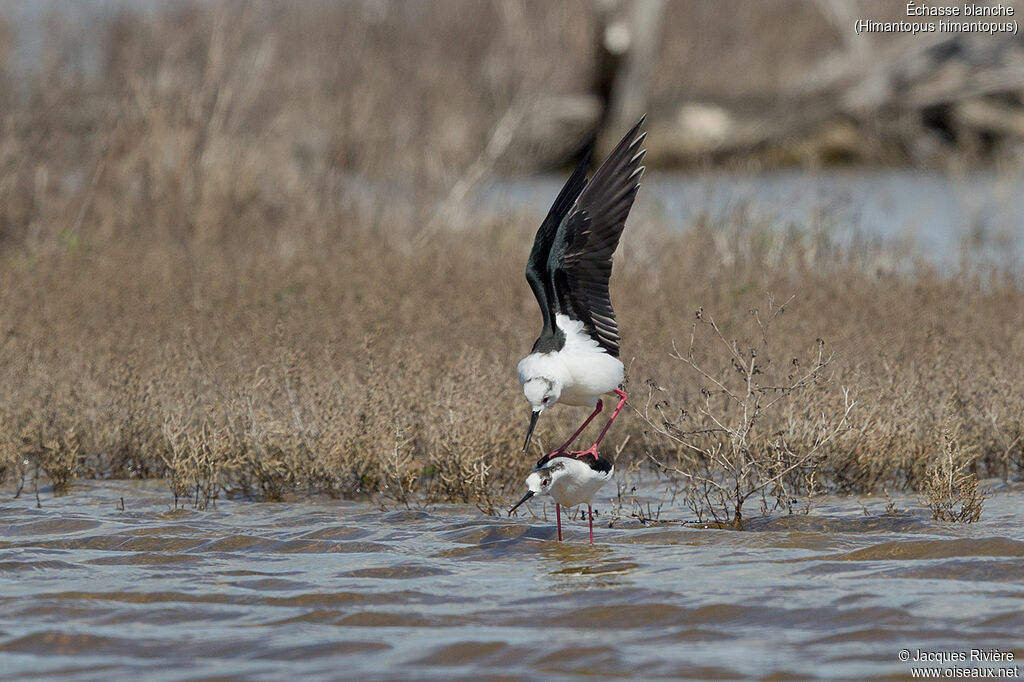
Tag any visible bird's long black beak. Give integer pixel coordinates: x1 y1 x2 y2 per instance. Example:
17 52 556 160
522 410 541 453
508 490 534 515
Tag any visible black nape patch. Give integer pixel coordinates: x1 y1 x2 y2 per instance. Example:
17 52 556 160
536 455 567 469
531 327 566 353
536 454 612 473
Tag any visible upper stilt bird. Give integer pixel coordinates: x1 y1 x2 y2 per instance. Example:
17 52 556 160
517 116 646 461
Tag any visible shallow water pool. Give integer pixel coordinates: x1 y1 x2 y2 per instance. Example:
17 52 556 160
1 481 1023 680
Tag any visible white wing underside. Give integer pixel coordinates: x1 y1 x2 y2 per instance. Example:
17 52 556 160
555 314 624 406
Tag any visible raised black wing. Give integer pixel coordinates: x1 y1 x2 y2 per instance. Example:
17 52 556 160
548 116 646 358
525 147 591 353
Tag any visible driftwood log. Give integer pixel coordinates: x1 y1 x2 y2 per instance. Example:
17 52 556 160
522 3 1024 168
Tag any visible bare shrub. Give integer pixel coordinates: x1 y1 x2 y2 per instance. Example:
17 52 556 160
0 413 18 487
14 401 83 496
159 416 222 510
160 416 196 508
606 439 669 526
637 297 854 528
922 428 987 523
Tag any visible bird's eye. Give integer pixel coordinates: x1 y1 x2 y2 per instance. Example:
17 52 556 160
542 397 549 403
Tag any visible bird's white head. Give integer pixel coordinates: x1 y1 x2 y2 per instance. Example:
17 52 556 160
517 354 565 453
522 376 561 412
508 460 569 513
519 375 562 453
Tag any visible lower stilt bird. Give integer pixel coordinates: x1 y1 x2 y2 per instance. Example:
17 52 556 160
509 453 614 543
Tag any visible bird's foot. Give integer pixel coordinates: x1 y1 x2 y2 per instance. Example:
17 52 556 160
544 448 568 460
568 445 599 461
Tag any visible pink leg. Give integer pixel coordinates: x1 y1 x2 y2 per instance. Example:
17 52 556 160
546 400 603 458
571 389 628 460
588 505 594 544
556 503 563 541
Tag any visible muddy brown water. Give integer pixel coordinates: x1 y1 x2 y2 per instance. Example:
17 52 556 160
1 481 1023 680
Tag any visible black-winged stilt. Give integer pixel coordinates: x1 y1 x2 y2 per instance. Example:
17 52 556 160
508 454 614 543
517 116 646 461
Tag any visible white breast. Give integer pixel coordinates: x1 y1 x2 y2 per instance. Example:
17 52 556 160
553 314 624 407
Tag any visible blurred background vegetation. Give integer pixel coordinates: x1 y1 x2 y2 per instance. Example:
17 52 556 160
0 1 1021 517
4 0 1024 251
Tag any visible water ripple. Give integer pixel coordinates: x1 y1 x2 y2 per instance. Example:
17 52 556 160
0 480 1022 680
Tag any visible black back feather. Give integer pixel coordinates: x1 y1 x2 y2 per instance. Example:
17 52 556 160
525 147 591 353
536 453 614 473
525 117 646 357
546 117 646 357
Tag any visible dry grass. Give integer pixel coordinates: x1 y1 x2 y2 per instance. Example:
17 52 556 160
921 428 986 523
1 217 1022 512
0 2 1022 514
621 220 1022 520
